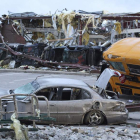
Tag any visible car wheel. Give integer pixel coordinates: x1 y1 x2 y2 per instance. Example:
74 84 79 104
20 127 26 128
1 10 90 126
84 110 104 125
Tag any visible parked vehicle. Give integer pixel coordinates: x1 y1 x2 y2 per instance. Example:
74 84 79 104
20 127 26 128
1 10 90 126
103 38 140 96
0 77 128 125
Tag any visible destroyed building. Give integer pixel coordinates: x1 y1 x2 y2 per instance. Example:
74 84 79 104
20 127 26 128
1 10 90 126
0 10 140 70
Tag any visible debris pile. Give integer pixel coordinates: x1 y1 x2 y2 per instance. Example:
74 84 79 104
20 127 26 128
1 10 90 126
0 34 100 72
1 125 140 140
0 10 140 70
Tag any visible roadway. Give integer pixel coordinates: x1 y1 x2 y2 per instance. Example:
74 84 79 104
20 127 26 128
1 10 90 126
0 72 97 90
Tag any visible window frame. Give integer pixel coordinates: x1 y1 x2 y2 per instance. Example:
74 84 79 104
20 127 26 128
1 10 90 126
35 86 92 101
127 64 140 76
108 61 125 72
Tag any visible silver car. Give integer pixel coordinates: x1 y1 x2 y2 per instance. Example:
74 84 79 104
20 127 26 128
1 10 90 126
1 78 128 125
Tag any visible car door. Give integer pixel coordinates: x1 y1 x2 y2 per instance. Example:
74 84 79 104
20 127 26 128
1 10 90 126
56 87 93 124
38 100 58 122
34 88 58 122
56 99 92 124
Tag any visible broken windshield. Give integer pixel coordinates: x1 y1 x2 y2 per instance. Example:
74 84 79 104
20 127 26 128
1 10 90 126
14 80 40 100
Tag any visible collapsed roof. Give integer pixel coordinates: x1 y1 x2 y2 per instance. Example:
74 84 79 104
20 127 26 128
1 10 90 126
0 10 140 70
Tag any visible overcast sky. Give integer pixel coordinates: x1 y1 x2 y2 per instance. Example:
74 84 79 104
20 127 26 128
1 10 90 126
1 0 140 16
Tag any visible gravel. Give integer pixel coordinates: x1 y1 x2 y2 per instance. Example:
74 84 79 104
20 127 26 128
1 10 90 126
1 125 140 140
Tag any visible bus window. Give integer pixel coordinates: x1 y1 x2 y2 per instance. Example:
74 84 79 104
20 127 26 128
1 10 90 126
109 61 125 72
127 64 140 75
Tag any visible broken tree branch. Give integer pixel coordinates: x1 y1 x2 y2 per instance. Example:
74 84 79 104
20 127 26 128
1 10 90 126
0 47 8 51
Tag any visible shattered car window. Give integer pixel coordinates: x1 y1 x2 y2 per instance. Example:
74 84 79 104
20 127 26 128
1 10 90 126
14 80 40 100
31 80 40 90
85 83 104 98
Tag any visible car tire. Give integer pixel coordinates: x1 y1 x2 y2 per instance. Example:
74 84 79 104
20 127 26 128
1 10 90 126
84 110 104 125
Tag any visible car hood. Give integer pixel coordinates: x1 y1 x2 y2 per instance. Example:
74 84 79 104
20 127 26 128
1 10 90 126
0 88 9 97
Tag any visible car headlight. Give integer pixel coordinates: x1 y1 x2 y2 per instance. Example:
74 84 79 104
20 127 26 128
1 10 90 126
113 103 126 112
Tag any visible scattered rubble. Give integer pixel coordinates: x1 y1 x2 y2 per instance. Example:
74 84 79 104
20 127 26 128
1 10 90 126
1 10 139 70
1 125 140 140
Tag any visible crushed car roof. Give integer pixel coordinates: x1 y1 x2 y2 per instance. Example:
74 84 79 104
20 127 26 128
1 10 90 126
36 78 88 87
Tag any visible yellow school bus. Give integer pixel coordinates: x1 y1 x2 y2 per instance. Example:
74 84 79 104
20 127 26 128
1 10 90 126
103 38 140 96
